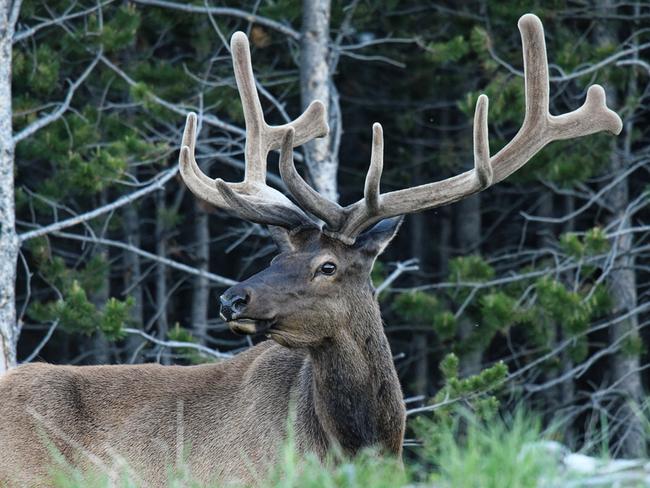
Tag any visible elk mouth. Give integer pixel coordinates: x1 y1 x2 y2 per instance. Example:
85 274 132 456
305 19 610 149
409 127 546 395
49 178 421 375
226 318 276 336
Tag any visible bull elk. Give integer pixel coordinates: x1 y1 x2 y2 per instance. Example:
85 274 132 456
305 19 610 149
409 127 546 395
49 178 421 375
0 14 621 487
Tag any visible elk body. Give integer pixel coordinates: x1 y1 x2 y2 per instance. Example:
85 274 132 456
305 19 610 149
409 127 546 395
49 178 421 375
0 14 621 487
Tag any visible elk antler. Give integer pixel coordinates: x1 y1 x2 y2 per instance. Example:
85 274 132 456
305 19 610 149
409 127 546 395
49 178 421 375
279 14 623 244
179 31 328 229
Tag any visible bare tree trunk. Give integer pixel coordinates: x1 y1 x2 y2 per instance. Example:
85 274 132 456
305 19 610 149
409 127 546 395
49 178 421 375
536 193 576 432
438 208 451 278
123 203 144 361
537 192 555 248
410 144 428 396
300 0 337 202
155 191 170 364
598 0 645 458
90 193 110 365
537 193 560 417
0 1 19 374
606 128 644 458
559 195 576 428
455 194 482 377
191 202 210 344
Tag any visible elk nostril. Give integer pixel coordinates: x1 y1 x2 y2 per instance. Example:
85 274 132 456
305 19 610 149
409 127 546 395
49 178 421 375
232 296 248 311
219 288 251 320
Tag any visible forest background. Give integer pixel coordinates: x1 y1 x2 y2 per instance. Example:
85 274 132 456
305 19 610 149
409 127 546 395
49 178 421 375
0 0 648 461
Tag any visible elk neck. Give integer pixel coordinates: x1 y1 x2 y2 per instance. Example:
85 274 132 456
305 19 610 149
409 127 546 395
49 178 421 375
309 288 390 379
299 285 404 455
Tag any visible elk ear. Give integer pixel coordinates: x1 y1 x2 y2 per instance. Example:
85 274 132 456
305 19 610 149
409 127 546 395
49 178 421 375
267 226 296 253
354 216 403 257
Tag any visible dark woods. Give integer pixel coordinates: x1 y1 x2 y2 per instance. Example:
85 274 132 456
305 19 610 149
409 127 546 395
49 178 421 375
5 1 650 457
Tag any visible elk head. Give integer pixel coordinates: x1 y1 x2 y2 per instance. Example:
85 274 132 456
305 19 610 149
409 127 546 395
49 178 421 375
179 15 622 348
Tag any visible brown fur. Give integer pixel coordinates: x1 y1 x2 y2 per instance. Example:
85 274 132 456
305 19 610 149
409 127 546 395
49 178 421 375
0 226 405 487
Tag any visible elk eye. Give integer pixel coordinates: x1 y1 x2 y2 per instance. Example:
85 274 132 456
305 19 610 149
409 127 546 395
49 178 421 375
319 262 337 275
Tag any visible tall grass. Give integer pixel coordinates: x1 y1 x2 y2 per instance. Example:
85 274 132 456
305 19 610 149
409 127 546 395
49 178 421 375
415 410 560 487
50 410 560 487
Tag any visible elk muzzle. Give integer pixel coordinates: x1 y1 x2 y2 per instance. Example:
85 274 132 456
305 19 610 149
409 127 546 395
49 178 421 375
219 285 275 335
219 286 250 320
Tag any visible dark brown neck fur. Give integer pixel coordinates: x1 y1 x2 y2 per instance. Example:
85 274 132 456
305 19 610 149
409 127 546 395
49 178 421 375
297 288 405 457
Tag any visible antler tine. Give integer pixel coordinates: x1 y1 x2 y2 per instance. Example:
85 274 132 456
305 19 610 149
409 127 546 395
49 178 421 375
279 128 345 229
519 14 550 127
363 122 384 213
267 100 329 149
488 13 622 183
181 112 218 187
325 13 622 243
180 121 315 228
179 146 226 208
364 123 384 214
473 95 492 189
231 32 329 183
231 31 267 184
178 31 330 230
179 113 231 208
214 178 312 228
278 122 388 237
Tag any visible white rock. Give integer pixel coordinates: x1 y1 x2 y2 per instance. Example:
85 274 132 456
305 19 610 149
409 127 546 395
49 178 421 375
564 453 598 474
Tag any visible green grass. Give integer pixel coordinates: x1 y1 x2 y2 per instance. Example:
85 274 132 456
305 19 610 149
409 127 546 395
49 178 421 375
46 409 570 487
416 410 560 487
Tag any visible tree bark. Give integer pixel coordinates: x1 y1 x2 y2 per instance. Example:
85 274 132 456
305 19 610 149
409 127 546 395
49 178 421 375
300 0 337 202
155 190 170 364
456 194 482 377
90 192 110 365
536 193 559 417
410 144 428 396
0 1 19 374
123 203 145 362
191 202 210 344
536 193 576 431
598 0 645 458
438 207 451 278
606 126 644 458
559 195 576 434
